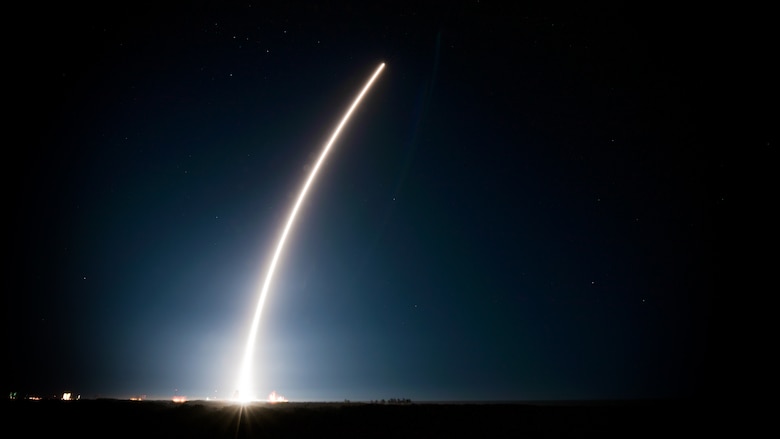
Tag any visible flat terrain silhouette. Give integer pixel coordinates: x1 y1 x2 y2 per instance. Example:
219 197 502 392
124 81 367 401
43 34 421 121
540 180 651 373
5 398 703 438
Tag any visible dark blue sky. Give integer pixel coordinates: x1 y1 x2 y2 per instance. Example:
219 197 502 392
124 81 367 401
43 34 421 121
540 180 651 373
8 2 751 402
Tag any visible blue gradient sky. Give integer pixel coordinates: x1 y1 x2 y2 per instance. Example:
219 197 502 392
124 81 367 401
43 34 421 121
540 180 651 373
8 2 749 402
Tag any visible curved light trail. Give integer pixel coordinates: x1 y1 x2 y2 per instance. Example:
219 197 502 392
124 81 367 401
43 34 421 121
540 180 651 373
235 62 385 401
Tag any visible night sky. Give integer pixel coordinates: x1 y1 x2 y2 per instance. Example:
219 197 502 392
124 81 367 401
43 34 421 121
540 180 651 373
8 2 761 402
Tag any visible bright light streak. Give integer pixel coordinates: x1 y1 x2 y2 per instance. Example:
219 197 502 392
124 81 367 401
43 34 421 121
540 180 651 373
235 62 386 402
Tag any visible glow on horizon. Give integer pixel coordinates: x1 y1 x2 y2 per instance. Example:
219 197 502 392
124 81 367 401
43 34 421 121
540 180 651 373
235 62 386 402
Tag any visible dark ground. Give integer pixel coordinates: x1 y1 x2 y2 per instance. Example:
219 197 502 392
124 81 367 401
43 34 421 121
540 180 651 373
5 398 713 438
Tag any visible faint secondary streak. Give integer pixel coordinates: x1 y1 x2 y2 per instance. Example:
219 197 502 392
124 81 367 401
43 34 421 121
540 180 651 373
235 62 385 401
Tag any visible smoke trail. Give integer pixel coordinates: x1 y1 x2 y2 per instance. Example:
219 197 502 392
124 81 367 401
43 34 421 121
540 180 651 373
235 63 385 401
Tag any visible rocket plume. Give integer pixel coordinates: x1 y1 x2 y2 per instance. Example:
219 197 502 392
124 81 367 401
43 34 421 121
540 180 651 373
235 63 385 401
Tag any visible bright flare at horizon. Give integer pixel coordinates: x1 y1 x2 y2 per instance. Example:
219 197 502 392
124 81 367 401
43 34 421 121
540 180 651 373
234 62 386 402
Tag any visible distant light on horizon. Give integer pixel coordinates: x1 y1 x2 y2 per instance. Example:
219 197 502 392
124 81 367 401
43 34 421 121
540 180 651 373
268 390 287 403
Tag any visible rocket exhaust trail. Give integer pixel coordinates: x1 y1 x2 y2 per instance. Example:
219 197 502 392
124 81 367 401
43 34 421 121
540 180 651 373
235 63 385 401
